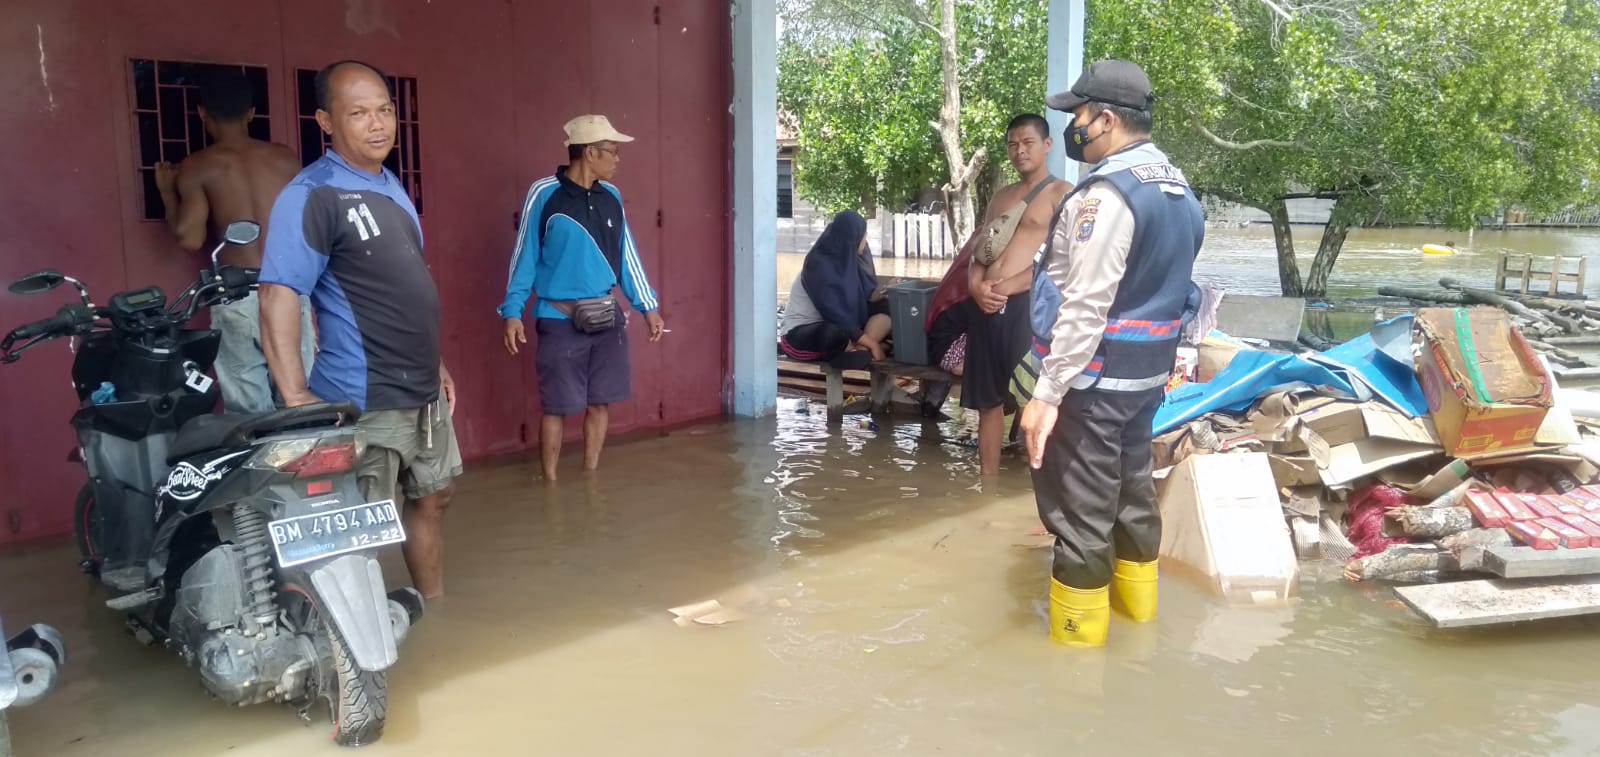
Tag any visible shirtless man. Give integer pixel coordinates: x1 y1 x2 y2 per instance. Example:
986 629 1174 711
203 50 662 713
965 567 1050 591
964 114 1073 478
156 67 314 415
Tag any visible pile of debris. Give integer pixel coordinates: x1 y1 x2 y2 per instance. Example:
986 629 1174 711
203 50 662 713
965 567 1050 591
1152 304 1600 628
1381 276 1600 381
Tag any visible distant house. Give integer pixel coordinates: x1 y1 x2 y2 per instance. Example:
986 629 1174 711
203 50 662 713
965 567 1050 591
778 115 798 219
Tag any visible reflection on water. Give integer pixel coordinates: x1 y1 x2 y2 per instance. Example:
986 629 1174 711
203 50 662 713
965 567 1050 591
781 226 1600 301
4 402 1600 755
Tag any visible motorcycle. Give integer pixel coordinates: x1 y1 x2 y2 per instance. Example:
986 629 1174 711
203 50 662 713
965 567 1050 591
0 220 422 746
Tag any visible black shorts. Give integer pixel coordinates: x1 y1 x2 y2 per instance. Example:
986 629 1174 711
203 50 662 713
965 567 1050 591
962 292 1031 412
781 321 852 362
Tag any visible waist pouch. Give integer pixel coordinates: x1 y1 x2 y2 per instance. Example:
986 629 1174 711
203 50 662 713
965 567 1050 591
554 296 617 334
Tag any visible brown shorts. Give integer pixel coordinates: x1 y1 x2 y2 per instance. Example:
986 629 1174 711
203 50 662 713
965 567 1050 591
357 398 463 501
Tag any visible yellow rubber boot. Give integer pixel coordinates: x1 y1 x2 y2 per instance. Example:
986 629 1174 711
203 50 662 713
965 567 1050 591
1048 579 1110 647
1111 559 1158 623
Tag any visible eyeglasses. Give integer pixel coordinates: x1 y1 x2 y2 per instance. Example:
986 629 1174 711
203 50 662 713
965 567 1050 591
591 145 620 159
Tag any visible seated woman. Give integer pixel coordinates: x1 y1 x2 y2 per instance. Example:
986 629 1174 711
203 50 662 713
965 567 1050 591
780 211 891 370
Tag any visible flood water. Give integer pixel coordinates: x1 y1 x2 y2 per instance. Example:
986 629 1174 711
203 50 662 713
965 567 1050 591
780 225 1600 300
4 403 1600 755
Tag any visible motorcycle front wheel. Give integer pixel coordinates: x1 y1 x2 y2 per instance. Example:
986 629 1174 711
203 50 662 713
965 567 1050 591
73 483 104 576
326 623 387 747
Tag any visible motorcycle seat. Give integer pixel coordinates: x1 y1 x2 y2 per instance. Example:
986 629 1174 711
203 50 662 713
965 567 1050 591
168 414 254 464
168 403 361 465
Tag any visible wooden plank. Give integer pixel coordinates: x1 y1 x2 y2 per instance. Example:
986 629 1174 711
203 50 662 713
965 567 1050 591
1484 544 1600 578
778 359 869 380
869 360 957 382
779 375 863 395
1393 575 1600 628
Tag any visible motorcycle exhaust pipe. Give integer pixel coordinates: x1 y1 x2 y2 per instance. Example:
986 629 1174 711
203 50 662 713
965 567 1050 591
386 588 425 646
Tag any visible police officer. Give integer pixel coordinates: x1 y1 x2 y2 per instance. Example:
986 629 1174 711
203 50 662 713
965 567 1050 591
1018 60 1204 647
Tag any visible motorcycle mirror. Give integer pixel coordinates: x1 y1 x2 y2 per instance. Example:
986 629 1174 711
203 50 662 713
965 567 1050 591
223 220 261 246
8 269 66 296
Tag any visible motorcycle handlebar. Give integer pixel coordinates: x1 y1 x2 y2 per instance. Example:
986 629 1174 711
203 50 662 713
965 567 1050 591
4 267 257 359
177 267 258 322
12 312 74 341
12 304 94 341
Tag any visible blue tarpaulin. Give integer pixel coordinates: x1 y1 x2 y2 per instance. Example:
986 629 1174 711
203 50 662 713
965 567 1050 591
1154 315 1426 436
1308 315 1428 418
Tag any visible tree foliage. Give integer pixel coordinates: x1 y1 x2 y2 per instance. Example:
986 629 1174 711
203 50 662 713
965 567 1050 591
778 0 1048 230
1089 0 1600 296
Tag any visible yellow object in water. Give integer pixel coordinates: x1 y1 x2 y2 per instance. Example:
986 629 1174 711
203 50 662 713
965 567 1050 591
1111 559 1159 623
1048 579 1110 647
1422 243 1456 256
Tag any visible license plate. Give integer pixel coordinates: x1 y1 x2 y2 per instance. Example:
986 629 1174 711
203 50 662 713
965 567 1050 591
268 500 407 568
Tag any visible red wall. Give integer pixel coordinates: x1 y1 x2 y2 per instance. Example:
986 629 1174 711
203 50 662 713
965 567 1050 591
0 0 731 544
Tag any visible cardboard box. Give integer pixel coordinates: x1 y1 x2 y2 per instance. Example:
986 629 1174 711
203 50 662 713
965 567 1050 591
1493 490 1540 521
1507 520 1558 550
1474 451 1600 486
1544 494 1587 515
1317 438 1441 487
1278 401 1440 452
1157 453 1299 603
1378 458 1453 491
1268 455 1321 489
1560 514 1600 543
1464 490 1510 528
1415 308 1554 459
1536 517 1591 549
1197 336 1245 383
1565 487 1600 505
1527 495 1566 520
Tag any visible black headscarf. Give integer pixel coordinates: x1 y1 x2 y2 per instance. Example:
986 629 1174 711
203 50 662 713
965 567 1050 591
801 211 877 339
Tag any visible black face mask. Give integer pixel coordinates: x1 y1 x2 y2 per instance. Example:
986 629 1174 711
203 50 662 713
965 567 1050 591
1063 115 1103 163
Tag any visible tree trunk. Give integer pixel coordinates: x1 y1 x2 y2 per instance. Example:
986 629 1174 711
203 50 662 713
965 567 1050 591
1269 199 1304 296
1303 211 1350 298
934 0 975 242
1383 506 1476 539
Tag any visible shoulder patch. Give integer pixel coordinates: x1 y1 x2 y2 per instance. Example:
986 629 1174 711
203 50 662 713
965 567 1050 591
1074 214 1097 243
1075 197 1102 219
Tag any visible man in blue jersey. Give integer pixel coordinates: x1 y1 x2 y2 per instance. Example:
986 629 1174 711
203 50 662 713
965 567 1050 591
259 60 459 600
499 115 665 482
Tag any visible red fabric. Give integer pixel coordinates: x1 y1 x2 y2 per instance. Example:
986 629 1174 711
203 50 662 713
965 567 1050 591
1345 484 1411 559
924 232 981 332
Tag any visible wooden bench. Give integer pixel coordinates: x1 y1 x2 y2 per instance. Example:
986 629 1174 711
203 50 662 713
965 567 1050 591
819 359 957 419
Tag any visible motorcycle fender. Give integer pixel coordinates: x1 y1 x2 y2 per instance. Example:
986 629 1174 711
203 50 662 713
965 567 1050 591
309 554 398 672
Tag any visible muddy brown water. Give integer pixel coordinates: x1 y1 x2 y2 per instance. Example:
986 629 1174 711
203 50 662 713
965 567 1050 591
4 405 1600 755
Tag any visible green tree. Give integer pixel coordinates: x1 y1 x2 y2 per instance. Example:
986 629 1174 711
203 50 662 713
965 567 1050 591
1089 0 1600 297
778 0 1048 240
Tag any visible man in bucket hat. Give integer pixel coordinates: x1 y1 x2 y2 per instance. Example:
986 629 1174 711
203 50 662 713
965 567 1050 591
499 115 665 482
